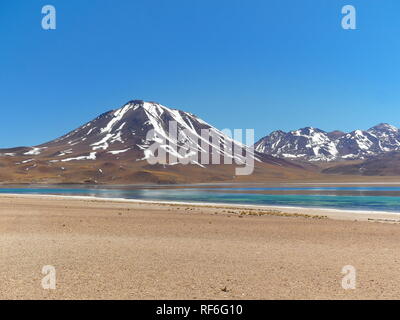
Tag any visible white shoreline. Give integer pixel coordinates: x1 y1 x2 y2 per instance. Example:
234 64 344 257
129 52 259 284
1 193 400 222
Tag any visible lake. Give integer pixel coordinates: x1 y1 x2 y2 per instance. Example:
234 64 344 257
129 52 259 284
1 185 400 213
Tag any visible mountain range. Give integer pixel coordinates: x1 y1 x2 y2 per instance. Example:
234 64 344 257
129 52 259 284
0 100 399 184
255 123 400 162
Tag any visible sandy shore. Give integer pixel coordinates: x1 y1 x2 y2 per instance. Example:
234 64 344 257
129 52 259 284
1 194 400 299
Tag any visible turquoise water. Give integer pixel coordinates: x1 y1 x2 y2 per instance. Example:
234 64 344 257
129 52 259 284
1 186 400 212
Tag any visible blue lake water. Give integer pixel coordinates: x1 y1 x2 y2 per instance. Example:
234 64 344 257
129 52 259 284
1 186 400 213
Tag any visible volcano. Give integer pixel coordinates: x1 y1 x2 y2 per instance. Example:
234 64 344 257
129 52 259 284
0 100 309 184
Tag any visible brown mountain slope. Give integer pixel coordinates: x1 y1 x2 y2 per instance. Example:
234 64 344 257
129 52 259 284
322 152 400 176
0 158 322 185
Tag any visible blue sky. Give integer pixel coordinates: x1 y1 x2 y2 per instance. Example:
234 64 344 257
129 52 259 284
0 0 399 147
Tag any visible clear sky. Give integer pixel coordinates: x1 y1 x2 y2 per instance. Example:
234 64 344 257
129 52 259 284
0 0 399 147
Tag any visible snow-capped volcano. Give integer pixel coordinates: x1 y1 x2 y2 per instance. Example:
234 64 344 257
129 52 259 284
3 100 256 166
255 123 400 161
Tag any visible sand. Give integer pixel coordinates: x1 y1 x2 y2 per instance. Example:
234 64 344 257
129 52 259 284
0 194 400 300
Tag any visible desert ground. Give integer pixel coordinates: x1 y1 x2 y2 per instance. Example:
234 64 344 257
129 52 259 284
1 194 400 299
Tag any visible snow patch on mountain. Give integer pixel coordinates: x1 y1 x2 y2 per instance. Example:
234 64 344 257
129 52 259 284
61 152 97 162
24 147 47 155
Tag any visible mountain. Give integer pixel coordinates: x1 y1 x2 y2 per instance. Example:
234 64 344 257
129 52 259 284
0 100 310 184
255 127 338 162
14 99 251 165
255 123 400 162
367 123 400 151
